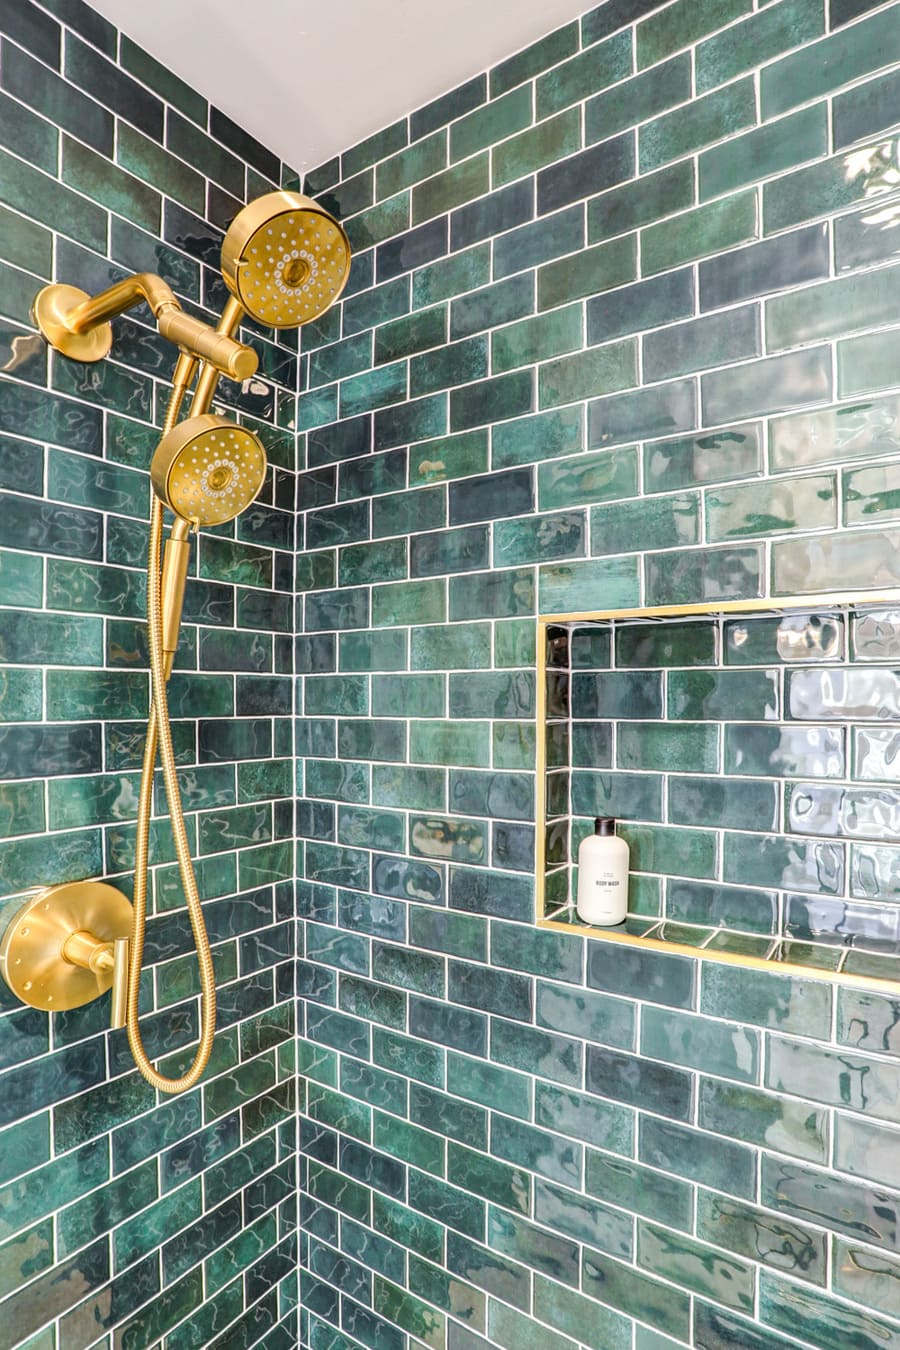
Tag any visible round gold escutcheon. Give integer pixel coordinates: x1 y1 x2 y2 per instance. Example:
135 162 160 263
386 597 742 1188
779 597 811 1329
282 257 311 288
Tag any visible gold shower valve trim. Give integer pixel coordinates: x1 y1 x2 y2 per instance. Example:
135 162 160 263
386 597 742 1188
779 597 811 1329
0 881 132 1026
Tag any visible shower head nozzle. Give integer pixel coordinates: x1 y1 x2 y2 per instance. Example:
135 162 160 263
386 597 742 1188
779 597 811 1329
151 414 267 527
221 190 351 329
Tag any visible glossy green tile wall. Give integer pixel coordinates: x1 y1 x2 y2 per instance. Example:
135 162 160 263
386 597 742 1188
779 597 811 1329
0 2 298 1344
296 1 900 1348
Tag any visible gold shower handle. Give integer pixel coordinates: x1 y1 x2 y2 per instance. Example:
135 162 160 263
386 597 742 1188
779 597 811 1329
160 517 193 681
61 931 129 1029
33 273 258 381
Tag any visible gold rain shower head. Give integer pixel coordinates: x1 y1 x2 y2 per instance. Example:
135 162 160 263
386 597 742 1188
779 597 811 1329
151 414 267 528
221 190 352 328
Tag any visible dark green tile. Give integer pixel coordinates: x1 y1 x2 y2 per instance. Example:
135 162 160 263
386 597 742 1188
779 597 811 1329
637 1220 754 1312
537 30 633 117
642 191 757 276
637 0 751 68
493 110 582 189
641 78 755 175
539 234 636 310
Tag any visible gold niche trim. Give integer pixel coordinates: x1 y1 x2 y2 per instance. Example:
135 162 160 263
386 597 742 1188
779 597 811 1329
535 589 900 995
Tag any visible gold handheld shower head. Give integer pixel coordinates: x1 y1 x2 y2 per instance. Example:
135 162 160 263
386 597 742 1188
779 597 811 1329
151 413 267 527
221 190 351 328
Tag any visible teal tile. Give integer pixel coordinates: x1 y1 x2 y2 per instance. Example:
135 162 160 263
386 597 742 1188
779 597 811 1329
764 140 899 235
493 110 582 189
592 493 698 555
494 512 585 566
638 0 751 67
642 191 757 276
761 4 900 118
0 550 42 607
839 327 900 399
641 1006 759 1083
768 263 900 353
702 104 827 202
696 0 824 93
582 1245 690 1340
772 527 900 596
414 244 491 309
62 136 159 232
533 1274 631 1350
844 464 900 528
637 1221 754 1313
373 578 445 627
410 429 489 485
378 132 447 199
452 86 532 162
697 1191 825 1285
117 123 203 213
586 54 691 144
645 423 762 492
539 557 640 613
412 155 489 225
760 1269 900 1350
539 342 636 409
708 474 836 541
641 78 756 175
493 305 582 375
538 235 636 310
699 1077 827 1163
537 30 633 117
492 24 579 98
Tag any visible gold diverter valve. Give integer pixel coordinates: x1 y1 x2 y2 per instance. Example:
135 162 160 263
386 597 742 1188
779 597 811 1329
5 191 351 1093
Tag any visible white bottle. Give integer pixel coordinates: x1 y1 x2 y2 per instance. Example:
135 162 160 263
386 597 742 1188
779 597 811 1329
576 817 629 926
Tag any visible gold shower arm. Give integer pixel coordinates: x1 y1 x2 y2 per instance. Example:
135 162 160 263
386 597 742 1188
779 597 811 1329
33 273 258 381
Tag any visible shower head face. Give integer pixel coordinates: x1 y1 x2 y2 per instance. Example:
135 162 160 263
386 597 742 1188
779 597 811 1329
151 414 267 527
221 191 351 329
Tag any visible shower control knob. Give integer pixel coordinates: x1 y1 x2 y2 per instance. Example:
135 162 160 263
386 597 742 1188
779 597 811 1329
0 881 132 1026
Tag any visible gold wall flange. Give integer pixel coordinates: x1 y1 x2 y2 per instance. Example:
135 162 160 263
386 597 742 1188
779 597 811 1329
0 881 132 1016
33 285 113 363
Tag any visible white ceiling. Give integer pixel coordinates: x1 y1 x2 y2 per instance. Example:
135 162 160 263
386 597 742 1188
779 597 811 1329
90 0 588 176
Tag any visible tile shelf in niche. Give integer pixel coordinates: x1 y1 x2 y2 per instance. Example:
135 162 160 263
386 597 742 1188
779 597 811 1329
536 589 900 994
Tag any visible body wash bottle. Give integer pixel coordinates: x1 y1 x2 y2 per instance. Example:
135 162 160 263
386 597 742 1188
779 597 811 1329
576 817 629 926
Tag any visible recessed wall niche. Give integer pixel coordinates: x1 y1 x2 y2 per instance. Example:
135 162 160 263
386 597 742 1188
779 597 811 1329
536 593 900 991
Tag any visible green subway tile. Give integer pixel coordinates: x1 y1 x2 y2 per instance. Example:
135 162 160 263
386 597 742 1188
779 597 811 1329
411 429 489 485
0 669 42 722
696 0 824 93
582 1245 690 1340
537 30 633 118
765 140 898 235
492 24 579 98
618 823 716 879
410 906 487 962
495 619 536 666
702 346 831 424
0 145 106 252
844 464 900 528
586 54 691 145
375 307 447 367
539 342 636 410
411 622 491 670
413 155 490 225
645 423 762 491
414 244 491 308
767 1034 899 1124
377 131 447 200
47 670 146 721
617 722 717 773
451 273 534 341
642 191 757 276
773 527 900 596
641 78 755 175
698 1191 825 1285
373 673 445 718
373 578 445 627
411 337 488 398
451 371 533 432
533 1274 632 1350
493 305 582 375
47 559 145 619
493 407 584 471
452 86 532 162
0 551 42 607
538 446 637 512
62 136 159 232
839 327 900 399
760 1270 900 1350
373 485 446 539
494 205 584 280
410 720 491 768
340 362 406 418
373 764 445 812
701 962 831 1038
339 537 407 586
447 1057 531 1124
700 1077 827 1163
117 123 203 213
769 263 900 353
490 1294 578 1350
762 5 900 119
591 493 699 555
493 110 582 189
493 722 537 770
539 557 640 613
494 512 584 566
449 568 534 622
0 780 44 838
343 278 409 336
340 628 408 672
702 104 827 203
637 0 751 68
539 235 636 310
346 192 411 252
0 203 52 279
641 1007 758 1083
411 814 485 864
708 474 836 541
637 1221 754 1313
374 1276 445 1347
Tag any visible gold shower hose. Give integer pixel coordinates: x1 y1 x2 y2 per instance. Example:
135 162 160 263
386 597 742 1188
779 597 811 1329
128 378 216 1093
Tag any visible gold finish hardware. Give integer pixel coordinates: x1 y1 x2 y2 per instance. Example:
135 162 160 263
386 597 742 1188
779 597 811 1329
33 272 256 379
0 882 133 1016
29 193 352 1093
221 191 351 327
32 285 114 363
151 414 267 528
536 589 900 995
